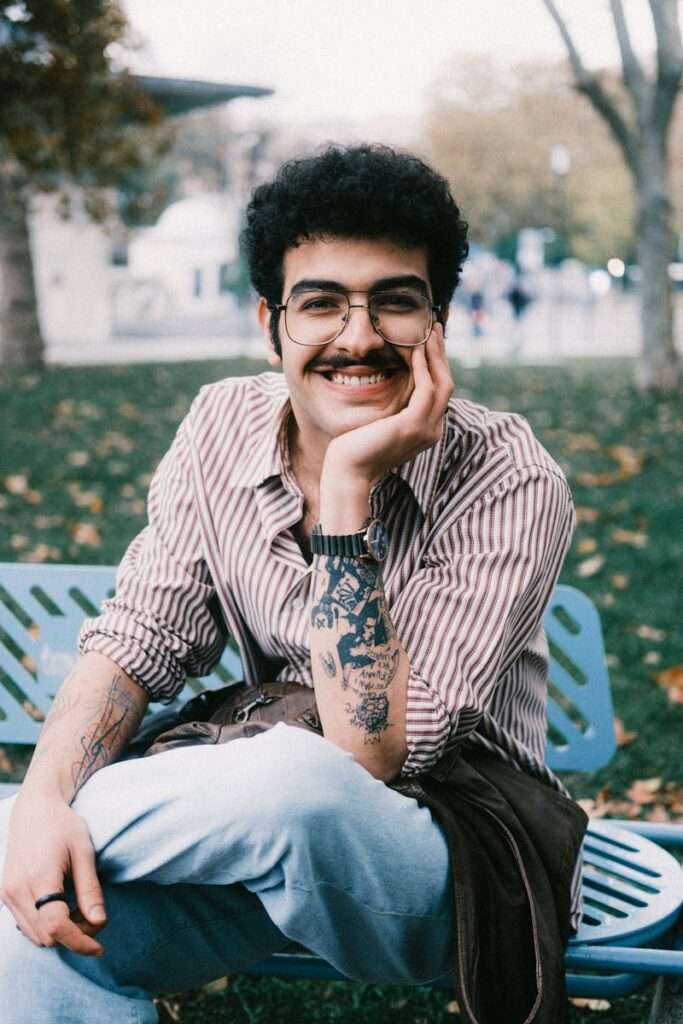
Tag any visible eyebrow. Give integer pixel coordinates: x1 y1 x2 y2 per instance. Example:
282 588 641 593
288 275 430 298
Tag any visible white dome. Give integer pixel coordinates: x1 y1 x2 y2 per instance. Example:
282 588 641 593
154 193 239 242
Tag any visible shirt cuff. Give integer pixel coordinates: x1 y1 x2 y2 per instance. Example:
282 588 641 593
78 622 186 703
401 669 453 776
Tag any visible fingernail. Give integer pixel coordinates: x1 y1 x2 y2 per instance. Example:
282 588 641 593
90 905 106 922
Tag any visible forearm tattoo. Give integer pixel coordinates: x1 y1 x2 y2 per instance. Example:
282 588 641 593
311 557 401 744
70 674 139 796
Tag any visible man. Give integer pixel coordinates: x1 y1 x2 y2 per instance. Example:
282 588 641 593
0 145 580 1023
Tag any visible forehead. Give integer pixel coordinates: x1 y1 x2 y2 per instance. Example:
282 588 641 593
282 236 429 293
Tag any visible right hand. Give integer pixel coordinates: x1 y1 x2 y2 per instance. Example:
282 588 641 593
1 791 107 955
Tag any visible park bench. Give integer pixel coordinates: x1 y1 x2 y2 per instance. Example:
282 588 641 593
0 562 681 1012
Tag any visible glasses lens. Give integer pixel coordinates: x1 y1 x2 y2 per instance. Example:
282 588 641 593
285 290 348 346
369 290 432 347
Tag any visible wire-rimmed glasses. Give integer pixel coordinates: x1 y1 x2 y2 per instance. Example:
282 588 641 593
269 287 441 348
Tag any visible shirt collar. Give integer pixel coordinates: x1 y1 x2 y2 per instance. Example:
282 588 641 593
230 388 291 489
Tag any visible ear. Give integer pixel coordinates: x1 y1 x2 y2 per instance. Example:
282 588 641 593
257 297 281 366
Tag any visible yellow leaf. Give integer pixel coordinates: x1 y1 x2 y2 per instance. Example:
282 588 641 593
0 747 14 774
575 506 599 523
576 554 605 578
569 997 611 1011
566 433 601 451
610 573 629 590
611 528 648 548
71 522 102 547
577 537 597 554
446 999 461 1014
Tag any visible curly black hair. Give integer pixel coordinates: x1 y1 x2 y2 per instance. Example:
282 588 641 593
240 144 468 353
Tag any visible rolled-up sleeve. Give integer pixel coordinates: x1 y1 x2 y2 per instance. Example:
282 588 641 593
78 415 226 701
392 466 574 776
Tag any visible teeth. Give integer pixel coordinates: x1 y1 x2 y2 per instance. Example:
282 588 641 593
330 372 387 386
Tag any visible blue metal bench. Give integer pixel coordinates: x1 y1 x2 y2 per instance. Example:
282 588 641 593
0 563 681 1005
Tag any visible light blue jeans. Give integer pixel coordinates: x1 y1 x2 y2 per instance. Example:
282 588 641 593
0 723 454 1023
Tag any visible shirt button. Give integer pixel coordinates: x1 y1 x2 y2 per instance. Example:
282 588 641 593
292 597 305 611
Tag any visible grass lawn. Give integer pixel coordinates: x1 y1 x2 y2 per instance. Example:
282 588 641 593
1 355 681 1023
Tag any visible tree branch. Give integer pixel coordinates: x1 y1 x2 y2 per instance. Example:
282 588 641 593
649 0 683 137
609 0 648 119
542 0 639 171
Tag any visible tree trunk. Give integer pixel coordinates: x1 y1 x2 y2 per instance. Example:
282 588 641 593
0 178 45 369
633 142 680 392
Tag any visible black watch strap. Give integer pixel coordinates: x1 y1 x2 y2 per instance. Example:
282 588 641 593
310 526 367 558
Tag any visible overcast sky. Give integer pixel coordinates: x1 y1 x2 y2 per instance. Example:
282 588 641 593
122 0 661 127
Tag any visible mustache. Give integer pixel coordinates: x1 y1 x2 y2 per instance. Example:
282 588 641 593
309 352 403 372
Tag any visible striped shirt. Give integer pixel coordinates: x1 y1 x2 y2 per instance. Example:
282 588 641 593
79 371 574 779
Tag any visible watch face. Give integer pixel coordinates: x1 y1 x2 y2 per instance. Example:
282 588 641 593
365 519 389 562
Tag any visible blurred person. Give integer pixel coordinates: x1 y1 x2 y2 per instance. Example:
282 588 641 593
0 146 586 1024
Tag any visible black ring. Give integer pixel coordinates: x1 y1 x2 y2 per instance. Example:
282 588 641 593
34 892 69 911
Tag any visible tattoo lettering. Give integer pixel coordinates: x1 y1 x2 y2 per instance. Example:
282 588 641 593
311 557 402 745
70 675 137 795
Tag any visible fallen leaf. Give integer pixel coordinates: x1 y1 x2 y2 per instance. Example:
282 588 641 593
27 623 40 640
569 997 611 1011
118 400 142 420
70 522 102 547
654 666 683 704
643 651 662 666
23 543 61 562
576 446 644 487
611 573 629 590
636 625 666 641
4 474 29 495
575 506 599 524
53 399 75 420
567 433 601 451
446 999 461 1015
25 489 42 505
576 554 605 578
10 535 29 550
626 778 662 804
0 747 14 773
646 805 670 823
20 654 37 675
67 451 90 467
577 537 597 554
611 528 648 548
614 718 638 748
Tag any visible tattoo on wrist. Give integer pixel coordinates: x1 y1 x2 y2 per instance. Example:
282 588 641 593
311 556 401 745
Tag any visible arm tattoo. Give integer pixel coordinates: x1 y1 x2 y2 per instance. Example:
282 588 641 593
311 557 401 745
70 674 138 795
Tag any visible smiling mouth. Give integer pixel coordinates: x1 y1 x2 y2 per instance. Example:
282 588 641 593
318 368 399 387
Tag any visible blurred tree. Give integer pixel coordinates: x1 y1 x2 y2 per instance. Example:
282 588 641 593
543 0 682 392
0 0 165 368
425 56 637 265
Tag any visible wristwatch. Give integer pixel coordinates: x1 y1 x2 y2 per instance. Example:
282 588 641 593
310 518 389 562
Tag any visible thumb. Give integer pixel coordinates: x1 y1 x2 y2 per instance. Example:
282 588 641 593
71 839 107 927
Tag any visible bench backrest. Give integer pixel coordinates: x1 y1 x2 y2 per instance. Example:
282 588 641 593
0 563 616 772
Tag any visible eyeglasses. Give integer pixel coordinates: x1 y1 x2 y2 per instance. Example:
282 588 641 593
269 288 442 348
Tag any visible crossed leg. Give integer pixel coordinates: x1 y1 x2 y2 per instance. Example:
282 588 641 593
0 723 454 1023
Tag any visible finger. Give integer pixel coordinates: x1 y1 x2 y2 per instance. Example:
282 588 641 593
71 836 107 929
36 902 103 956
424 328 453 406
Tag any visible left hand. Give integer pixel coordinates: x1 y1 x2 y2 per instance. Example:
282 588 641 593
320 328 453 519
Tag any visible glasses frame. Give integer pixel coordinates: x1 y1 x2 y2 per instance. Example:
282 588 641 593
268 288 442 349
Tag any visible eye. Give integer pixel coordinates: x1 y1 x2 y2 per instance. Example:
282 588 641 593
372 291 423 312
296 293 345 314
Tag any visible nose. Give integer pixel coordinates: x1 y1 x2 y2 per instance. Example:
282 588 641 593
336 303 385 357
